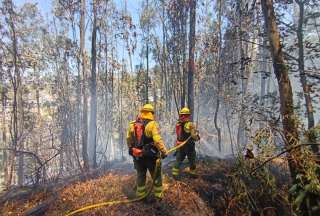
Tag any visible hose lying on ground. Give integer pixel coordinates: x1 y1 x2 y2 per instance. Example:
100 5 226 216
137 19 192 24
65 136 192 216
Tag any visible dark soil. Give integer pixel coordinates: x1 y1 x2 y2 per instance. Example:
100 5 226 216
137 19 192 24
0 157 291 216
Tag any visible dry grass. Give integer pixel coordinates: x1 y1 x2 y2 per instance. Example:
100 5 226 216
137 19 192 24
0 157 291 216
1 167 214 216
1 190 47 215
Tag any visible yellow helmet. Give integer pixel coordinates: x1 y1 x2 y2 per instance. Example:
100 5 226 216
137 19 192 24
179 107 191 115
141 103 154 112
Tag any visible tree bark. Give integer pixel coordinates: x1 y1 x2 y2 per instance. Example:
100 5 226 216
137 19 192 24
295 0 318 153
6 0 24 186
226 109 234 156
145 0 149 103
17 81 24 186
71 17 83 172
261 0 301 180
89 0 98 168
236 0 248 148
259 36 268 129
80 0 89 171
181 2 188 108
188 0 196 119
1 76 8 186
214 0 222 152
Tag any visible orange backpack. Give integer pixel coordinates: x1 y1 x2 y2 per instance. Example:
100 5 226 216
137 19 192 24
133 120 145 147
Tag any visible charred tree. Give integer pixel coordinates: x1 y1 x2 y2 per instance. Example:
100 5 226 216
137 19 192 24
5 0 24 186
89 0 98 169
295 0 318 154
261 0 301 180
214 0 222 152
187 0 196 118
80 0 89 171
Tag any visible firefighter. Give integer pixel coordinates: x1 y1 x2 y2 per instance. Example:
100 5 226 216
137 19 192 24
172 107 200 177
127 104 168 199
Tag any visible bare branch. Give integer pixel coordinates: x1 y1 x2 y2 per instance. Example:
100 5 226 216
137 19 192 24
250 143 320 175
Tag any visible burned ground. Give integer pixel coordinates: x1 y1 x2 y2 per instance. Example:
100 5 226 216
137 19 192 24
0 157 291 216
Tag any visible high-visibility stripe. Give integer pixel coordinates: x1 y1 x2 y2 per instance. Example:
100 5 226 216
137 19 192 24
154 185 162 192
172 167 179 176
154 191 163 198
136 185 147 197
64 138 195 216
172 167 179 172
137 189 147 194
136 191 147 197
136 189 147 197
137 186 146 192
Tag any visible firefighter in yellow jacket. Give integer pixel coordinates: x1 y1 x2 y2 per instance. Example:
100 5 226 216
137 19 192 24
127 104 168 199
172 107 200 177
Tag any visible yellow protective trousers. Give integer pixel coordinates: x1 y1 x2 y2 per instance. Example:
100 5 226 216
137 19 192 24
134 157 163 198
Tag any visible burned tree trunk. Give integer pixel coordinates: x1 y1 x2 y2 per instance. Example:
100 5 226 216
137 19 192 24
89 0 98 169
214 0 222 152
187 0 196 118
295 0 318 154
80 0 89 171
261 0 301 180
6 0 24 186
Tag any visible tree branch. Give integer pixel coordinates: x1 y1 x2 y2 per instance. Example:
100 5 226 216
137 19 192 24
0 148 42 166
279 20 297 32
283 51 299 62
250 143 320 175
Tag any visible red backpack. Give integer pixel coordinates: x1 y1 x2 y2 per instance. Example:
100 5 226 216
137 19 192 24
176 121 191 144
132 119 157 158
134 120 145 147
176 123 183 141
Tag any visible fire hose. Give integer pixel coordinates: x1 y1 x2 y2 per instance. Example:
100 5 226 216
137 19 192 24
65 136 192 216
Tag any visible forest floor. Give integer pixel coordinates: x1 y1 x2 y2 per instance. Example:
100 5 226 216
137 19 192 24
0 157 291 216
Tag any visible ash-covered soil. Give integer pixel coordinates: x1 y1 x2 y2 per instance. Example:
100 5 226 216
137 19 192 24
0 157 290 216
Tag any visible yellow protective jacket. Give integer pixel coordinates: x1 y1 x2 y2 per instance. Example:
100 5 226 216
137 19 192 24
182 121 200 141
126 112 168 155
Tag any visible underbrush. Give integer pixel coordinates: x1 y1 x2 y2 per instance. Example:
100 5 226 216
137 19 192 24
1 152 317 216
226 157 291 215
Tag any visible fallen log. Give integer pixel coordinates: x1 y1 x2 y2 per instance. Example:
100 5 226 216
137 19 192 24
23 194 57 216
